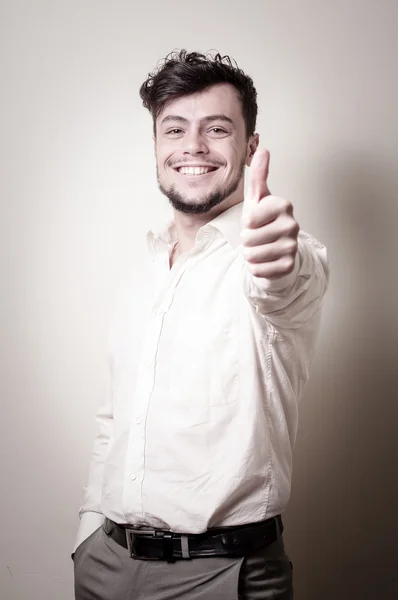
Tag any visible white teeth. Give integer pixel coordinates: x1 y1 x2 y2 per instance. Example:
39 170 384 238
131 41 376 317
178 166 214 175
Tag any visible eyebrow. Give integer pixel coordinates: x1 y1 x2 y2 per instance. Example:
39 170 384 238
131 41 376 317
160 114 234 127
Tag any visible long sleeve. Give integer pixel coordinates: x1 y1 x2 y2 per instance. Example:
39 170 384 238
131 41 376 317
72 329 117 554
72 377 114 553
243 231 329 328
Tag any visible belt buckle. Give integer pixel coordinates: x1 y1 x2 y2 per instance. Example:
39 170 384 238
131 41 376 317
125 529 175 562
125 528 159 560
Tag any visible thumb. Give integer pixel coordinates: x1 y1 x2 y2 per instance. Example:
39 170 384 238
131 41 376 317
242 148 271 225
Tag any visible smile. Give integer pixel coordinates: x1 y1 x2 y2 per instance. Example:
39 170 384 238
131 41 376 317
175 166 219 176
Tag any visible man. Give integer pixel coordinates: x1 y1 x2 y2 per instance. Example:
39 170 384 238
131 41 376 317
73 50 329 599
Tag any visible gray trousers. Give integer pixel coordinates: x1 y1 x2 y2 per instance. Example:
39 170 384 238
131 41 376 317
73 524 293 600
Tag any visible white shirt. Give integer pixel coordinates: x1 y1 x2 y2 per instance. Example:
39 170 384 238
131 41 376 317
74 201 329 552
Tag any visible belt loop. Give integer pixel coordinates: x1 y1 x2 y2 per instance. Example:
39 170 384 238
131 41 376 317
181 535 191 559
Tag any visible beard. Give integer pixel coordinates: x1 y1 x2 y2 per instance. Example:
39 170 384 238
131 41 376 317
157 159 246 215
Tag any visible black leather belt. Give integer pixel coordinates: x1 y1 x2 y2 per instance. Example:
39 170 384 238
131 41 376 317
103 515 283 562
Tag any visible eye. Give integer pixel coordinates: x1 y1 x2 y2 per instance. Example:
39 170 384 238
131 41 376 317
165 128 183 136
208 127 228 136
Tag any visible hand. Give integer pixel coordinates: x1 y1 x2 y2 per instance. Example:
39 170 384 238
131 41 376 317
241 149 299 279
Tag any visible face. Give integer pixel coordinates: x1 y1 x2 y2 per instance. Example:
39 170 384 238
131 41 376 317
154 83 258 215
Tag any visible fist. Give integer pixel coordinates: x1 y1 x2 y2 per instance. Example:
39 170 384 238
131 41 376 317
241 149 299 279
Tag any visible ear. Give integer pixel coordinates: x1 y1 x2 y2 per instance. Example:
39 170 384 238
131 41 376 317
246 134 260 166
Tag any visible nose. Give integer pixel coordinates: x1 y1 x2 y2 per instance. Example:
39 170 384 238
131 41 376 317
182 129 209 156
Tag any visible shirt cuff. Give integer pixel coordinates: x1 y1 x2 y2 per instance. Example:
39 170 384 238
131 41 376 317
72 511 105 554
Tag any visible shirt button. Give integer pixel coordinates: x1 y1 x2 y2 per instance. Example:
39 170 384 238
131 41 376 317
130 473 137 481
145 358 154 366
135 417 141 425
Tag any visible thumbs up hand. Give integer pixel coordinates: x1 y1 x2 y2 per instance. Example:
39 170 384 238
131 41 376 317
241 149 299 280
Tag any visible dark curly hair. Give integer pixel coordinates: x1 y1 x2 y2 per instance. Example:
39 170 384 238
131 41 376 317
139 50 258 139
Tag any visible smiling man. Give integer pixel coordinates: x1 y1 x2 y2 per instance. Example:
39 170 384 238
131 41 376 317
73 51 329 600
156 90 248 217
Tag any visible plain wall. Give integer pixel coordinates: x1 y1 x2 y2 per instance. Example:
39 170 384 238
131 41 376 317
1 1 397 598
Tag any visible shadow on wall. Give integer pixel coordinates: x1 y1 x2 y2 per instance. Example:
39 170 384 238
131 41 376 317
284 150 398 600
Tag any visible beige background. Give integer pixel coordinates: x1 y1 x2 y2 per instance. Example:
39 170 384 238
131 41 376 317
1 1 397 599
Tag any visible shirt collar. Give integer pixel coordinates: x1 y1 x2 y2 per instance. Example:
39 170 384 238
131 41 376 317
146 201 244 256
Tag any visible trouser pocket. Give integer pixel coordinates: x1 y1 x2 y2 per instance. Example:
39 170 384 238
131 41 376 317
237 537 294 599
72 526 102 564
